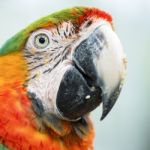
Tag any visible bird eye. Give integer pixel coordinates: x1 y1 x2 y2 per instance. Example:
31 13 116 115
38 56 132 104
34 33 49 49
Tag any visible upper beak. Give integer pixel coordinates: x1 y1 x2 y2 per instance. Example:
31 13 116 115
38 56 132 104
56 23 127 121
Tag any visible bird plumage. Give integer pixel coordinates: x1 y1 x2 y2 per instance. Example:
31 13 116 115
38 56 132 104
0 6 126 150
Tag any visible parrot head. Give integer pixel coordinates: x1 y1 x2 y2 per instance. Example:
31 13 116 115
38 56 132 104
0 7 127 131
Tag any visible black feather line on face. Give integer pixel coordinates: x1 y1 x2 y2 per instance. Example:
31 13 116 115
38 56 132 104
53 53 60 60
28 92 44 117
25 74 37 83
27 62 34 65
53 59 61 69
61 45 71 60
52 39 59 43
35 51 47 54
28 63 45 71
33 57 43 60
64 31 67 39
66 24 69 33
43 59 61 74
56 26 60 35
24 54 34 58
51 46 63 51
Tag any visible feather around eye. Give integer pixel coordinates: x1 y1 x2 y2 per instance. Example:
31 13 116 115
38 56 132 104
25 29 51 51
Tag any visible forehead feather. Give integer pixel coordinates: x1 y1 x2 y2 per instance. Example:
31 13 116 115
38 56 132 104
0 7 112 56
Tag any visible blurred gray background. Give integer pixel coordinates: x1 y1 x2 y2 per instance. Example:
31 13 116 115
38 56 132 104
0 0 149 150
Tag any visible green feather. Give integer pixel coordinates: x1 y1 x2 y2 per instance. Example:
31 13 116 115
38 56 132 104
0 7 86 55
0 144 9 150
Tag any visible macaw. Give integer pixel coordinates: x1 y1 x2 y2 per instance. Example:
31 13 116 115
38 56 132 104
0 7 127 150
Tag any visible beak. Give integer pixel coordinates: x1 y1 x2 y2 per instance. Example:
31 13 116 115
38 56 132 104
56 23 127 121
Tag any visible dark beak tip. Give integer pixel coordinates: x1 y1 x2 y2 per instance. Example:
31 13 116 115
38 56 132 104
100 109 111 121
100 85 122 121
100 97 118 121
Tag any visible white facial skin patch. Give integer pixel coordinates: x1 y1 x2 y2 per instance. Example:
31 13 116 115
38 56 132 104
24 18 127 120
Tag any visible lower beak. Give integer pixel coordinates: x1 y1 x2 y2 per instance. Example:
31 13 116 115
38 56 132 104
56 24 126 121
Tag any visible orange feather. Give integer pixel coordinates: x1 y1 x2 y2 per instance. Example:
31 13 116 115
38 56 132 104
0 52 94 150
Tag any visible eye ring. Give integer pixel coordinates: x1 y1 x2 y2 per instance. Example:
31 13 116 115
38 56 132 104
34 33 50 49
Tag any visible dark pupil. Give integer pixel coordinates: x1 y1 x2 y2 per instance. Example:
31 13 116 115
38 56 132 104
39 37 45 44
